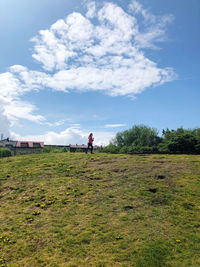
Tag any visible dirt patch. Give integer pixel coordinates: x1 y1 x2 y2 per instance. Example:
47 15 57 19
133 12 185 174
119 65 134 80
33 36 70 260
149 188 157 193
156 175 166 179
124 205 134 210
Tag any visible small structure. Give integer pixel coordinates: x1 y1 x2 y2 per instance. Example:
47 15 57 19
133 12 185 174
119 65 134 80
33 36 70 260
0 139 44 155
16 141 44 148
0 139 17 149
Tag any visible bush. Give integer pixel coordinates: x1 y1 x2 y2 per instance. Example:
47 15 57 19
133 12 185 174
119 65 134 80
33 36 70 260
127 144 138 154
119 146 129 154
76 148 83 152
0 148 12 157
139 146 157 154
162 128 199 154
43 146 53 153
61 147 69 152
100 144 120 154
52 149 62 153
195 142 200 153
128 145 158 154
157 142 170 153
43 146 67 153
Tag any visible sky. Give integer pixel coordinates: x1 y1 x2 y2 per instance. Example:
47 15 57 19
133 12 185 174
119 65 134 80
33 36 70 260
0 0 199 145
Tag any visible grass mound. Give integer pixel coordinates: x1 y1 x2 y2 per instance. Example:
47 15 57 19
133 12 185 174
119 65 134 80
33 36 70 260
0 152 200 266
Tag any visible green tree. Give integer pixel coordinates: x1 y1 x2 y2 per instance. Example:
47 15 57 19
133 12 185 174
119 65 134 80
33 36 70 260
113 125 160 147
102 126 200 154
161 128 198 154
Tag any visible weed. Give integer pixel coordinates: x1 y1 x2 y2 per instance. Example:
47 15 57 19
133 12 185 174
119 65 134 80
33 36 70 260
32 211 41 216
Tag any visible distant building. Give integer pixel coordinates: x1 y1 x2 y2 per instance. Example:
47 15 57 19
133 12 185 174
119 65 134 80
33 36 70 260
16 141 44 148
0 139 44 155
0 139 17 148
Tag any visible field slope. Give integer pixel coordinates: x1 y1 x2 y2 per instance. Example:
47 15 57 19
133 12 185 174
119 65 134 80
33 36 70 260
0 152 200 266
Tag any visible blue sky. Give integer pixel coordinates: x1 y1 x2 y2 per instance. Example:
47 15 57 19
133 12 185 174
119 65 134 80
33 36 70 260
0 0 199 145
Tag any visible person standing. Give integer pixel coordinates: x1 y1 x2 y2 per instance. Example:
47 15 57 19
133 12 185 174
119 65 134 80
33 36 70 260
86 133 94 154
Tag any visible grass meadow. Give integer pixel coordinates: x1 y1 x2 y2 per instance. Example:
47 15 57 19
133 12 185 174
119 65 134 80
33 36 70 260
0 152 200 266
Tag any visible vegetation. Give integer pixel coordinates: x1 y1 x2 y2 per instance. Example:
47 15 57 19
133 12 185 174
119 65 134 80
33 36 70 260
100 125 200 154
0 152 200 266
0 148 12 158
43 146 69 153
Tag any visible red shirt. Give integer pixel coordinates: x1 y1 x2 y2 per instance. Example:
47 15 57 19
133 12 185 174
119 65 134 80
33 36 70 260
88 135 94 144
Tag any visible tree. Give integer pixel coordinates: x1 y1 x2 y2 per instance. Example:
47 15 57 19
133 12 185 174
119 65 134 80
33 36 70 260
113 125 160 147
161 128 198 154
102 125 200 154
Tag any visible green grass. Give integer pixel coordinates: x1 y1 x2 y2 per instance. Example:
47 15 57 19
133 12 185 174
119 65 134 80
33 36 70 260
0 152 200 266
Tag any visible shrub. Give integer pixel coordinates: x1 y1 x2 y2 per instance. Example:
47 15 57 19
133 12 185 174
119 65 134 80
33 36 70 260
195 142 200 153
128 144 139 154
52 149 62 153
43 146 65 153
100 144 120 154
128 145 157 154
157 142 170 153
162 128 200 154
61 147 69 152
0 147 12 157
76 148 83 152
119 146 129 154
43 146 52 153
139 146 156 154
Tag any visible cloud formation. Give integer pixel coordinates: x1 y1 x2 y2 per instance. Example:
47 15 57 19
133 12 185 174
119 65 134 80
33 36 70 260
129 0 174 49
0 106 11 138
28 1 175 97
0 0 176 143
0 67 46 124
104 124 127 128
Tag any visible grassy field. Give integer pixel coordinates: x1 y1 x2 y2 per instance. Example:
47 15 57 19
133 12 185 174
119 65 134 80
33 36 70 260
0 152 200 267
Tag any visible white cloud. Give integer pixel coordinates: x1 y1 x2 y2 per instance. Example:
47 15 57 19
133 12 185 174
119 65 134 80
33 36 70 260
104 124 127 128
0 67 46 125
92 130 115 146
86 1 96 18
31 12 94 71
0 106 11 138
28 1 176 97
129 0 174 49
4 100 45 123
45 119 68 127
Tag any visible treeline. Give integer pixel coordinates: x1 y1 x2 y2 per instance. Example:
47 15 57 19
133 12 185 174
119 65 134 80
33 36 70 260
100 125 200 154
